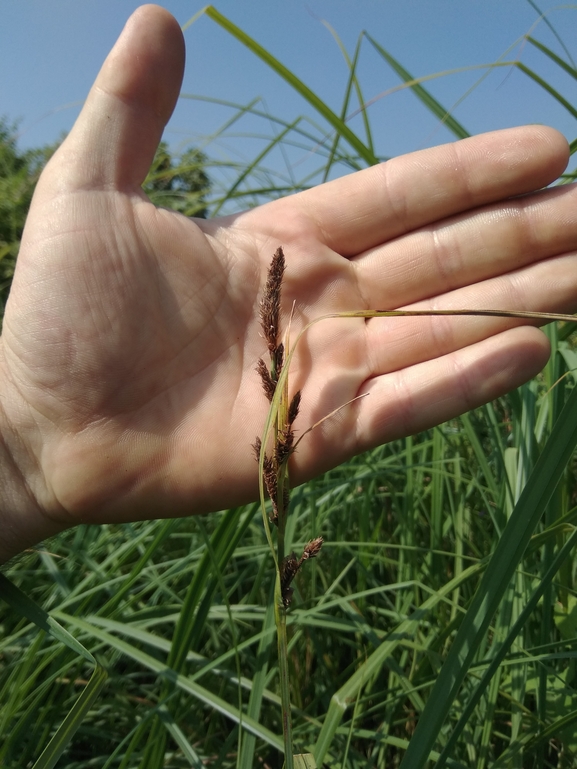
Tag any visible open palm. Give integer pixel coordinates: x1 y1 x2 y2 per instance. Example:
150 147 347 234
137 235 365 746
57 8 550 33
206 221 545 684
2 5 577 558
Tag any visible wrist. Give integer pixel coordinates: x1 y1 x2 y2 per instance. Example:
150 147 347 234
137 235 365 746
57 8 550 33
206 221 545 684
0 360 68 565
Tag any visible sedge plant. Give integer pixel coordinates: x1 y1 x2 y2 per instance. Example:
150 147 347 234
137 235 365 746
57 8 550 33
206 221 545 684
254 246 577 767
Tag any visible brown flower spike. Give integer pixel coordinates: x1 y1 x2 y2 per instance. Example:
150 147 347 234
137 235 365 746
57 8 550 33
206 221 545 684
260 246 285 357
255 248 323 605
280 538 324 607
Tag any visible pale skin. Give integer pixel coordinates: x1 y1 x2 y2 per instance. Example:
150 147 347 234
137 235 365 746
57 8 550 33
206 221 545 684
2 4 577 563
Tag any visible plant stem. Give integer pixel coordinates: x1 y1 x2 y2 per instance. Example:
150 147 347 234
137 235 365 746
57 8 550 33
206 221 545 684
275 574 294 769
276 417 293 765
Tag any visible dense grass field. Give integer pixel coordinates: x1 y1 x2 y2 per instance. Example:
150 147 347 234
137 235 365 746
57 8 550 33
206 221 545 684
3 7 577 768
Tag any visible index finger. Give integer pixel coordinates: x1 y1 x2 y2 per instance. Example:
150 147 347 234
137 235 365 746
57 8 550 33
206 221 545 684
292 125 569 257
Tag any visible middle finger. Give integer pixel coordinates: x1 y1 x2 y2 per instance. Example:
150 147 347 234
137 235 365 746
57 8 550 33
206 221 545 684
352 184 577 310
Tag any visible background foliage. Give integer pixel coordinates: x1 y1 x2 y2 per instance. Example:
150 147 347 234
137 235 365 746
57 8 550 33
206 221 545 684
0 119 57 313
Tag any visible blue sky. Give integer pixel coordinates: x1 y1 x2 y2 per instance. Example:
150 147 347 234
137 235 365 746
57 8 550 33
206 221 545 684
3 1 577 190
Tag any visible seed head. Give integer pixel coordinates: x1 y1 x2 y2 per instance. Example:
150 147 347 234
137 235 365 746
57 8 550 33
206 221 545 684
288 390 301 426
301 537 323 562
260 246 285 355
256 358 276 402
281 552 299 607
275 427 295 467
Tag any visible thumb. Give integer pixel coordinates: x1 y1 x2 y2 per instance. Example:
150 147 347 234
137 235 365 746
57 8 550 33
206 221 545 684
44 4 185 193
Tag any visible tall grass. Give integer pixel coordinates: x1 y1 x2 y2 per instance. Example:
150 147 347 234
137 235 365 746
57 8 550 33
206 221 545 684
3 5 577 768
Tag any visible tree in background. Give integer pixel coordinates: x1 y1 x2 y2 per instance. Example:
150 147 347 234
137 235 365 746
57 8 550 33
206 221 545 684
0 119 57 313
143 140 211 219
0 126 211 314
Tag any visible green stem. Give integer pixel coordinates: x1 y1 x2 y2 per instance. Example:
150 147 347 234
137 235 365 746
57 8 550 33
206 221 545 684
276 469 287 563
275 575 294 769
275 454 293 765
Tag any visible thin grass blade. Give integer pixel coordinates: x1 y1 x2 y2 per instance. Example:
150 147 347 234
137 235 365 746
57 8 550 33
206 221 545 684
0 572 96 665
364 33 470 140
56 612 285 752
312 562 485 765
527 36 577 80
31 664 108 769
435 528 577 767
516 61 577 120
203 6 378 165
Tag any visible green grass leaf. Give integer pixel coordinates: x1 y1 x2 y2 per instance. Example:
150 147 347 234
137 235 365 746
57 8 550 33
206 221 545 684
203 6 378 165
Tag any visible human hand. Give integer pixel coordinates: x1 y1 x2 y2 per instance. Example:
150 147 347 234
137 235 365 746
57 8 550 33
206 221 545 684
2 4 577 561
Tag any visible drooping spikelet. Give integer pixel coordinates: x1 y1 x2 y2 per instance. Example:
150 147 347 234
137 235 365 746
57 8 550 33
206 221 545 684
300 537 323 563
279 538 324 607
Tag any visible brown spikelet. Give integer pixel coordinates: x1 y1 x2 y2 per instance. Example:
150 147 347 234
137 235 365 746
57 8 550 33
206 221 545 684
256 358 275 402
282 586 294 609
279 538 323 608
262 454 279 525
272 342 284 380
260 246 285 355
281 552 299 607
253 438 278 523
275 427 295 466
288 390 301 426
300 537 323 563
